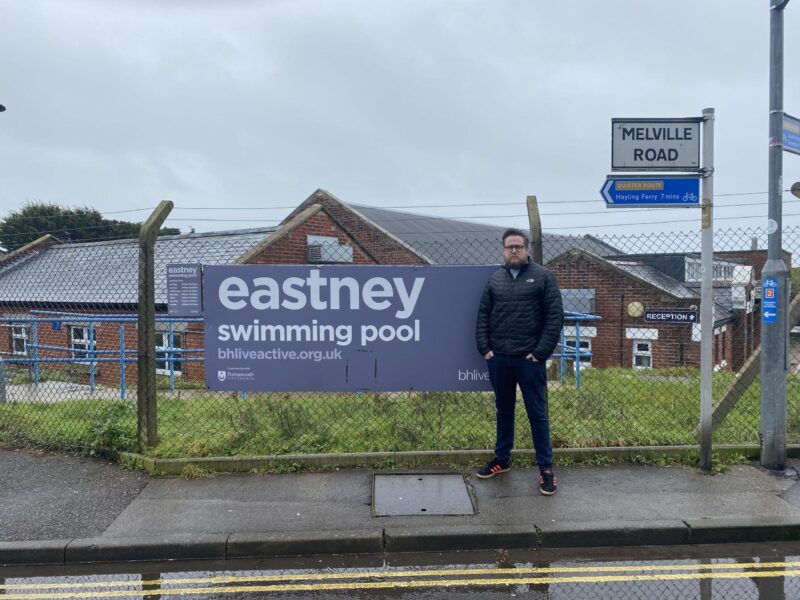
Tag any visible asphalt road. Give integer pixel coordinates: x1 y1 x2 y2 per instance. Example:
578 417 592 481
4 543 800 599
0 447 149 542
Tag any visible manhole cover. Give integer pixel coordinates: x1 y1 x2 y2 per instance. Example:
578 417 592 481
372 474 475 516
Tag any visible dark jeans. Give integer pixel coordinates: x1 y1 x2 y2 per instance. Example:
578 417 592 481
487 353 553 472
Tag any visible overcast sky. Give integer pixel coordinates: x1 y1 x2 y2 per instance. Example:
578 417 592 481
1 0 799 240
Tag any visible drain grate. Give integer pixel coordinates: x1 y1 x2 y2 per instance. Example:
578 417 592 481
372 474 475 516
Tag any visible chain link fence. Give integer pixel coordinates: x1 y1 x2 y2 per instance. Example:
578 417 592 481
1 222 799 459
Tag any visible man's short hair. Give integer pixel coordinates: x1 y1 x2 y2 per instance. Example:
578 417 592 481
502 228 530 247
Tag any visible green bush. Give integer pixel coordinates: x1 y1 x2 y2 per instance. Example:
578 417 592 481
89 402 137 453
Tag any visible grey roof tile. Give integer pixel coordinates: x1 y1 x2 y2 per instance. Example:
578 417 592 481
349 204 623 265
0 229 274 305
608 260 700 300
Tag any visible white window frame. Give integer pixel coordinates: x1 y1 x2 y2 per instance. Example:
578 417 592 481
632 340 653 370
155 331 183 376
716 264 733 280
11 325 29 356
564 337 592 369
686 257 736 282
70 325 96 364
685 258 702 282
714 325 728 372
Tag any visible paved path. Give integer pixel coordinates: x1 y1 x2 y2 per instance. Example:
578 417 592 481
3 447 800 566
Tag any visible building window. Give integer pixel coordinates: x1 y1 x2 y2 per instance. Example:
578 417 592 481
11 325 28 356
633 341 652 369
564 337 592 369
714 264 734 280
685 259 702 282
156 331 183 376
686 258 736 282
714 327 728 371
307 235 353 263
70 326 95 363
561 289 595 314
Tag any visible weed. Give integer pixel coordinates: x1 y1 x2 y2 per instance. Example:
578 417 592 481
89 402 137 453
180 463 216 479
266 398 311 440
271 461 303 473
8 367 82 386
227 395 258 443
155 376 204 390
374 458 397 470
494 549 514 569
118 453 139 470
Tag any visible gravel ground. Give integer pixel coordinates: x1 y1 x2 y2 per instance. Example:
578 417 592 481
0 447 149 541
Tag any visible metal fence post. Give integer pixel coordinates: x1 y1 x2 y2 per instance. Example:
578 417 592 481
699 108 715 471
138 201 173 451
0 358 6 404
120 325 126 401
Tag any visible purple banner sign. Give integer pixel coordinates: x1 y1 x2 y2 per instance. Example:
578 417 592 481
203 264 497 391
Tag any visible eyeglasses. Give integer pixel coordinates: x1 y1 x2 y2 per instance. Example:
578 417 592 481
503 244 527 252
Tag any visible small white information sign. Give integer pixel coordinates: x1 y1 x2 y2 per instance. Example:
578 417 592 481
167 263 203 316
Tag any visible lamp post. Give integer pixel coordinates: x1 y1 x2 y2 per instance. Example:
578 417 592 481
792 182 800 199
761 0 791 471
0 105 5 112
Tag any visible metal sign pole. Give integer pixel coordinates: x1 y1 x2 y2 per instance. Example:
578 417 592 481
760 0 790 471
605 111 717 470
699 108 715 471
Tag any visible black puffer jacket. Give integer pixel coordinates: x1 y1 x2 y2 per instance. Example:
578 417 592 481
475 261 564 361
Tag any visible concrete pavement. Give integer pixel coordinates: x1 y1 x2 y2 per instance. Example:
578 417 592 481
3 447 800 566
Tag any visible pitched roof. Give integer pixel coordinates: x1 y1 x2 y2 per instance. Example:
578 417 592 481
607 260 700 300
551 247 739 326
0 228 275 306
348 204 622 265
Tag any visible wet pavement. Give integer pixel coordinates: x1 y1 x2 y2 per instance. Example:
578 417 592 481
6 447 800 568
3 542 800 598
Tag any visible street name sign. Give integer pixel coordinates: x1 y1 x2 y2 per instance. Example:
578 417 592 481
601 175 700 207
762 277 778 324
784 113 800 156
644 308 697 324
612 118 701 171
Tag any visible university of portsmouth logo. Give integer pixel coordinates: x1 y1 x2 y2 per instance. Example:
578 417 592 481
217 371 226 382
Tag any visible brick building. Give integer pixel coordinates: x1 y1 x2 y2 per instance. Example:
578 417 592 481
547 248 773 372
0 188 776 385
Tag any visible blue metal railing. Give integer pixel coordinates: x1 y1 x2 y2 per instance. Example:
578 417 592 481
2 310 602 393
553 311 602 389
1 313 203 398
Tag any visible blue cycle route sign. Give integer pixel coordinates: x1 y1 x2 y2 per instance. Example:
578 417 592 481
601 176 701 207
784 113 800 156
762 277 778 324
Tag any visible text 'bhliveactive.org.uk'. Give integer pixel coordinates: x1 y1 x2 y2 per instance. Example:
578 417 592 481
217 347 343 362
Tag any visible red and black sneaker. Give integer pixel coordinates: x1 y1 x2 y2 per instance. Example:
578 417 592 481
539 470 557 496
476 458 511 479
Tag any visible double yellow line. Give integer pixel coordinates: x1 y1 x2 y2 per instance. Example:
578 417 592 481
2 560 799 598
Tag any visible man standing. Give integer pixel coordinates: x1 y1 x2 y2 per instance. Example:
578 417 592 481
475 228 564 495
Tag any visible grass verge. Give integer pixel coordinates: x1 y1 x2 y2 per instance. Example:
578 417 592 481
1 368 797 459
